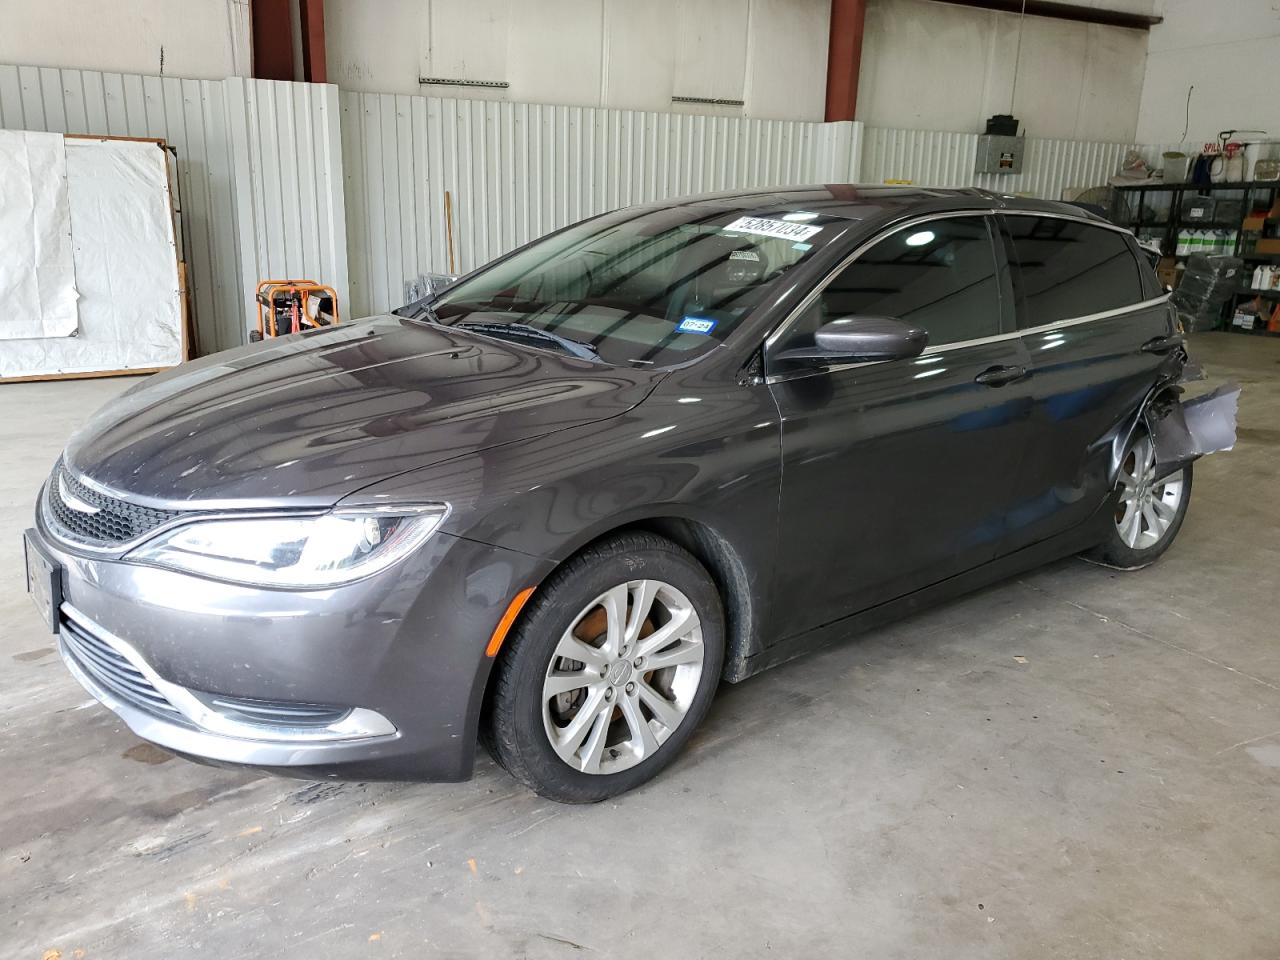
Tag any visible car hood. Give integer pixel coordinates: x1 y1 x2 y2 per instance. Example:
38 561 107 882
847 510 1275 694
64 317 665 508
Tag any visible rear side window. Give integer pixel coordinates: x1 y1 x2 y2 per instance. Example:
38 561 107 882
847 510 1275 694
1003 217 1145 326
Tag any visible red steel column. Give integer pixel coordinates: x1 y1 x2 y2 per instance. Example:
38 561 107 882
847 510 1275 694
251 0 295 81
299 0 327 83
824 0 868 122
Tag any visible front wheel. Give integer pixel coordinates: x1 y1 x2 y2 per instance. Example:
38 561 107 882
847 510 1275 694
1089 430 1193 569
481 532 724 802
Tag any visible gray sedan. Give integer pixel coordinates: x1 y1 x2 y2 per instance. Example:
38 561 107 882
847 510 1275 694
25 186 1221 801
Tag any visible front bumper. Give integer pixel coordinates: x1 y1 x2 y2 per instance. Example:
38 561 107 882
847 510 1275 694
34 521 553 780
58 606 404 768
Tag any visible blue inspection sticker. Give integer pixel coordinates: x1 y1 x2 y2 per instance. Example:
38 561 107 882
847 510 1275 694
677 317 717 335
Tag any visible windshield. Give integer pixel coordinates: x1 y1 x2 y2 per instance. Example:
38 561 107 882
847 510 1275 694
429 203 848 367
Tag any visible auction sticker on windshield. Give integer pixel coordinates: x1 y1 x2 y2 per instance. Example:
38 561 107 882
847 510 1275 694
723 216 823 242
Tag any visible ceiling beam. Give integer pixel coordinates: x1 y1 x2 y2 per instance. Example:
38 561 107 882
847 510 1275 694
926 0 1162 30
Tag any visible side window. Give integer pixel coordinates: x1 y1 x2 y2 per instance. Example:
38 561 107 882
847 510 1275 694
1003 217 1145 326
771 216 1003 359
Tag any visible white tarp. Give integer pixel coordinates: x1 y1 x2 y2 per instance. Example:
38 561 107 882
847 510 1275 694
0 137 182 380
0 130 79 340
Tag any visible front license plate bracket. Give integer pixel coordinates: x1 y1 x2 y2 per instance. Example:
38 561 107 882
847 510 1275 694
23 529 62 634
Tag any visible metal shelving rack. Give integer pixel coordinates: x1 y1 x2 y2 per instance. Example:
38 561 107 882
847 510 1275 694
1113 179 1280 335
1113 180 1278 257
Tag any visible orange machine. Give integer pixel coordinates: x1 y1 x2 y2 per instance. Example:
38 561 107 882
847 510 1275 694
255 279 341 338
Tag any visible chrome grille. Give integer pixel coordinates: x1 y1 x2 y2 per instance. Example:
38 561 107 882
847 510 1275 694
45 457 180 547
60 616 182 718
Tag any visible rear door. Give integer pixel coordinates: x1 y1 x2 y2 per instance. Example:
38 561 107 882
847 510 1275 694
764 214 1035 640
996 214 1176 554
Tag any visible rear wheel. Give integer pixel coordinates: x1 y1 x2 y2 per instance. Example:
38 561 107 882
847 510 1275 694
482 532 724 802
1089 430 1192 569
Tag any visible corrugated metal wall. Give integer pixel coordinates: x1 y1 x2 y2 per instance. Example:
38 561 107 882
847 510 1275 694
2 62 1181 352
0 64 242 353
976 137 1135 201
340 94 858 316
861 126 1138 203
861 128 980 188
224 78 349 332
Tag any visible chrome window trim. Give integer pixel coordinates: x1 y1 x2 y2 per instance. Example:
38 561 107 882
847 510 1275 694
1013 294 1171 339
761 205 1164 384
764 294 1170 384
918 293 1172 353
996 206 1144 237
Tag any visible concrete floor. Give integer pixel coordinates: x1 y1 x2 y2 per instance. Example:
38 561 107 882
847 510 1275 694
2 331 1278 958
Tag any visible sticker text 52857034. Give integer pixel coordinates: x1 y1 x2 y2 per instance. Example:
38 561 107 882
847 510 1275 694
723 216 823 243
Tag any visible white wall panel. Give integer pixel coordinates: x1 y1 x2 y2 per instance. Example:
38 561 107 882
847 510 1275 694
0 0 251 82
327 0 830 121
600 0 677 112
341 92 845 317
507 0 604 107
674 0 749 105
1137 0 1280 145
423 0 511 85
858 0 1147 142
744 0 830 122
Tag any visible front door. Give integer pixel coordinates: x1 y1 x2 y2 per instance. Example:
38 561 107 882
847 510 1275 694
765 214 1034 641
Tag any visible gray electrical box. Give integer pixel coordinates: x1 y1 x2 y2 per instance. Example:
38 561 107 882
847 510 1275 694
976 135 1024 175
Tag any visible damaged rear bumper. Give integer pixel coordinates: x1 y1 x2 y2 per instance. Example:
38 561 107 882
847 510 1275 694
1145 380 1241 481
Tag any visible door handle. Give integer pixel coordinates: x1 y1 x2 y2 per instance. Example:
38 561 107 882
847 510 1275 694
974 364 1028 387
1140 334 1184 354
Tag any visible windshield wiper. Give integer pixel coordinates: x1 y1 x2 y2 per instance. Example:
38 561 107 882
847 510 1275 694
454 321 602 362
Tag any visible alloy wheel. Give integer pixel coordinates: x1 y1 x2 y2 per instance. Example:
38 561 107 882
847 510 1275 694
541 579 705 775
1115 433 1185 550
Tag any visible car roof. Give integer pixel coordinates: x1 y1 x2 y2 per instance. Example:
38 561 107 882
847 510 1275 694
658 184 1105 226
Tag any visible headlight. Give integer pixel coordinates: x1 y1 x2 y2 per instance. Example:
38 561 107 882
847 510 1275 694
127 505 449 588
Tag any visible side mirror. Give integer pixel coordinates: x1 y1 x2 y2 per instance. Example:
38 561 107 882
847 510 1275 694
775 316 928 365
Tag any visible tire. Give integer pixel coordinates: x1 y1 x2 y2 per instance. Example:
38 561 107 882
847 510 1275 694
1088 428 1193 570
481 532 724 803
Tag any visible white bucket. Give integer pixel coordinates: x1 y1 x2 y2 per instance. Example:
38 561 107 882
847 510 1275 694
1163 151 1189 183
